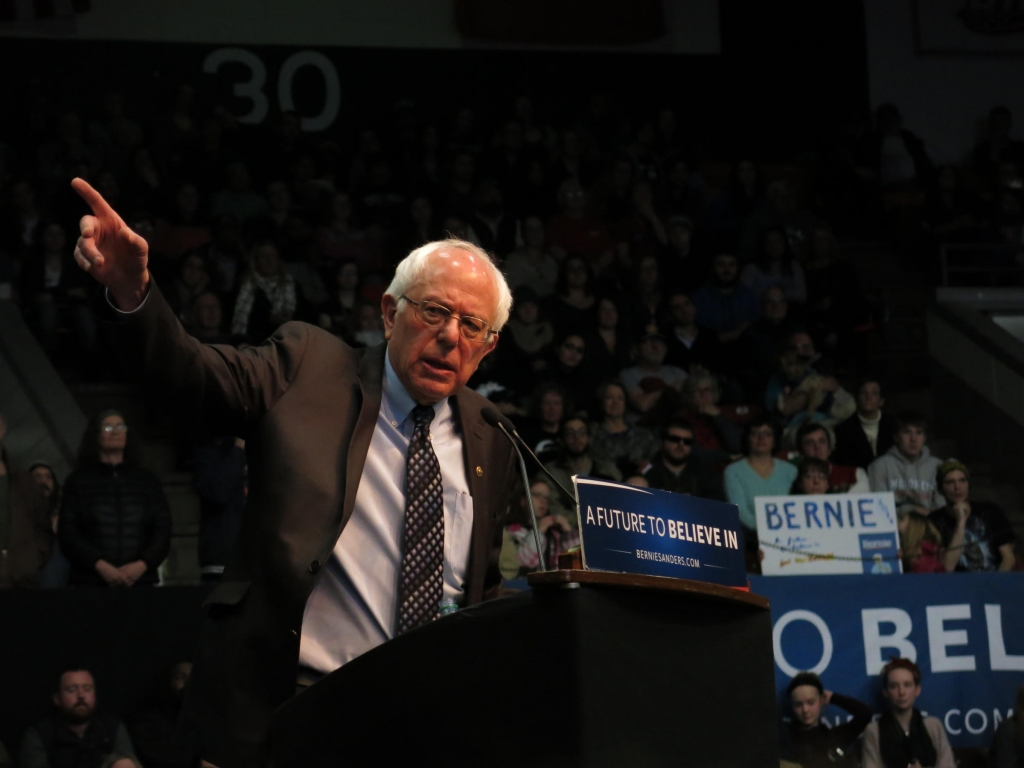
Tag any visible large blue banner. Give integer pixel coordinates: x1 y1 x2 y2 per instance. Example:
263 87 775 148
574 476 747 588
750 573 1024 749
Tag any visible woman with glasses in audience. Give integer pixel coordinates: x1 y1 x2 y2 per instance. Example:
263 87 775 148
589 380 658 477
862 658 955 768
724 417 797 564
791 458 831 495
59 410 171 587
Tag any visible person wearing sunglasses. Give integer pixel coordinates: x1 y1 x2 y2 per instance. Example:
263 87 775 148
642 419 719 499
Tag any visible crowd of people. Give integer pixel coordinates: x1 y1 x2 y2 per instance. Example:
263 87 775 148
780 660 1024 768
0 64 1022 767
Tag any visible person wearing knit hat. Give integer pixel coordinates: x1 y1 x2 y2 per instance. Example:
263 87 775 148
931 458 1017 572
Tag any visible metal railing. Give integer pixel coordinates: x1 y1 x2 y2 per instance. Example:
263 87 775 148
940 242 1024 287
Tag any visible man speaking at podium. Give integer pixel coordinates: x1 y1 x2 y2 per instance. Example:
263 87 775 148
69 178 517 768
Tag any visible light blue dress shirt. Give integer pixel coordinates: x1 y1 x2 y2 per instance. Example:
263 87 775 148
298 350 474 676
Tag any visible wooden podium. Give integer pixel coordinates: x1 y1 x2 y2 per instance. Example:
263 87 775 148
270 568 778 767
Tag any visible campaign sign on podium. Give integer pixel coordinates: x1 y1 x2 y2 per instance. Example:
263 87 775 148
573 476 747 588
755 492 902 576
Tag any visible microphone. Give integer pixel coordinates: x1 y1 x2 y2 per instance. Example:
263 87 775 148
481 406 547 571
480 407 575 504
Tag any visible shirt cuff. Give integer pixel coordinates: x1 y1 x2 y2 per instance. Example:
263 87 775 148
104 287 150 315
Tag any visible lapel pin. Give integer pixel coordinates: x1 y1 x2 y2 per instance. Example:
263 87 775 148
476 466 483 476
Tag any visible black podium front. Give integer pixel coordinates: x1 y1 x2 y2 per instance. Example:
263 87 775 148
271 571 778 767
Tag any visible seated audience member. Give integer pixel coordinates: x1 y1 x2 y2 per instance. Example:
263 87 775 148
317 261 361 340
545 178 613 272
898 511 946 574
212 160 268 224
518 383 569 464
989 682 1024 768
193 437 247 584
187 291 231 343
588 381 658 477
791 457 831 495
545 333 595 416
765 347 854 442
867 412 943 517
745 286 800 393
130 661 197 768
932 460 1016 572
503 215 559 298
832 378 896 470
973 105 1024 190
0 414 54 588
166 250 211 324
740 226 807 304
60 410 172 587
780 672 873 768
623 254 666 334
544 418 622 522
496 286 553 396
803 222 871 371
20 666 139 768
542 254 598 337
468 179 517 258
231 240 298 342
795 422 870 493
661 216 704 294
861 658 955 768
19 220 96 359
724 418 798 537
499 479 578 579
643 420 718 498
690 252 759 346
619 326 687 415
586 296 633 374
679 372 743 466
662 290 723 373
350 299 386 348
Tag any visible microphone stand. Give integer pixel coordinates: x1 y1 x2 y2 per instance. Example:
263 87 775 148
494 421 548 572
506 427 576 507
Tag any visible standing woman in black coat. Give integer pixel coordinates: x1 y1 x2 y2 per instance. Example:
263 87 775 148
60 409 172 587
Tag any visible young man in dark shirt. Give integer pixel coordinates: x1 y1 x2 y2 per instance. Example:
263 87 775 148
779 671 873 768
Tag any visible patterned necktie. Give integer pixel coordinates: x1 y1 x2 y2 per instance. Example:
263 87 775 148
397 404 445 635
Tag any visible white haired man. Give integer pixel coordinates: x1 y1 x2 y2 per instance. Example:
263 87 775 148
70 178 517 768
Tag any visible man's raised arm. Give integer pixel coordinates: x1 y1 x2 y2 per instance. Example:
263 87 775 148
72 177 151 311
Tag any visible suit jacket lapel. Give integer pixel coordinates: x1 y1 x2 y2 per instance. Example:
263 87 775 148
453 391 492 595
342 343 386 527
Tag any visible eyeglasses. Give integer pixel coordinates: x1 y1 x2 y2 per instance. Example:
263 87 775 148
400 295 495 343
101 424 127 434
663 434 693 446
563 428 588 438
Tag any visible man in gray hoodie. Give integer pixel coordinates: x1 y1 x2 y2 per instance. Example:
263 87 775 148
867 411 944 516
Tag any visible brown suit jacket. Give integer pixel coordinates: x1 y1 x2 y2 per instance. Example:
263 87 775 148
109 283 516 767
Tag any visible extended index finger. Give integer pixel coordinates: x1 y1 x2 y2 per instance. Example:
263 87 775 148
71 177 117 220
